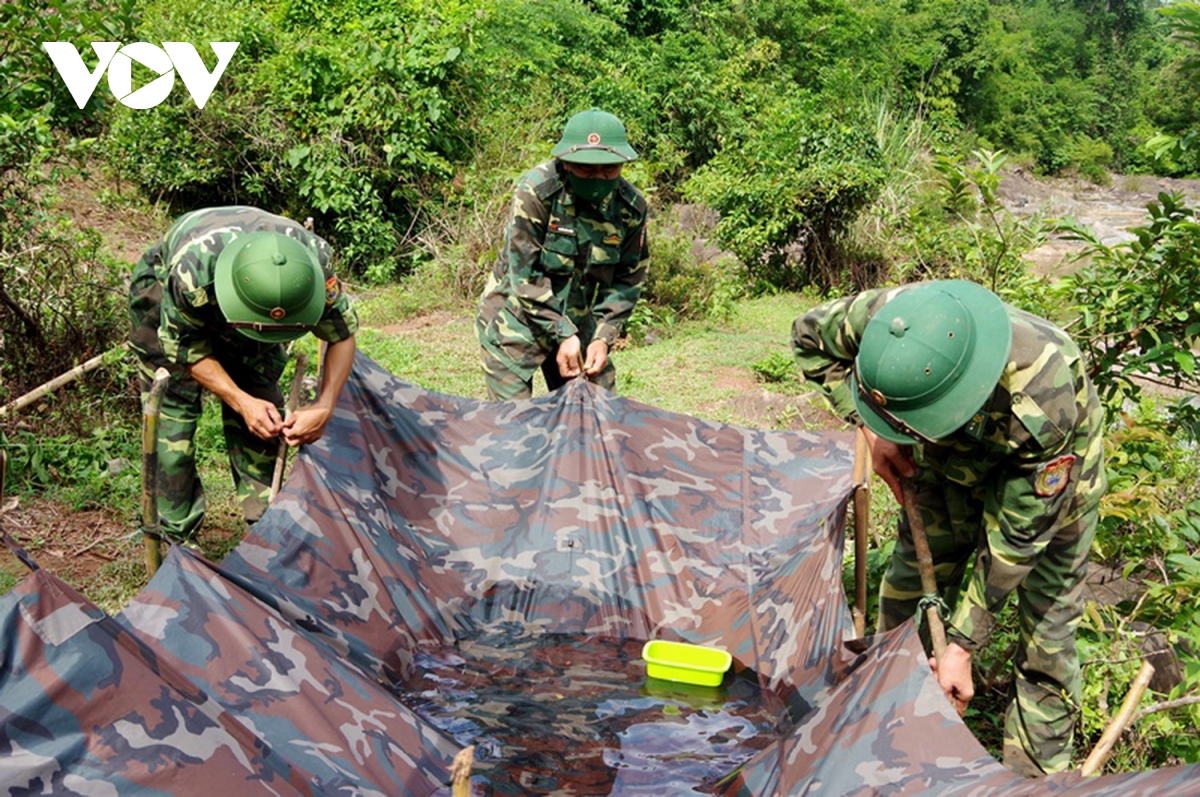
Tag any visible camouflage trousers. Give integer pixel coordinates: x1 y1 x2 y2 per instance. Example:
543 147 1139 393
480 346 615 401
877 478 1097 777
138 358 283 541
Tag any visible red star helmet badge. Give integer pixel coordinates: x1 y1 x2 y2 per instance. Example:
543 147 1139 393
269 307 287 320
587 133 601 144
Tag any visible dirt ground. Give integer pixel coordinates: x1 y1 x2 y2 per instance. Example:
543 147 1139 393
1 498 130 585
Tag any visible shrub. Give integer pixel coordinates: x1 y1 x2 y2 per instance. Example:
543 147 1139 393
1055 192 1200 414
102 0 471 282
641 211 746 324
684 91 886 291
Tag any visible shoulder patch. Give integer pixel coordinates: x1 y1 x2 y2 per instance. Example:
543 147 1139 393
1034 454 1075 497
962 411 987 441
617 179 648 213
529 162 564 202
325 275 341 306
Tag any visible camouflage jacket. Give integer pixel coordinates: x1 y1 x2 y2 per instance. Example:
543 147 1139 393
792 286 1107 649
128 206 358 379
475 160 649 378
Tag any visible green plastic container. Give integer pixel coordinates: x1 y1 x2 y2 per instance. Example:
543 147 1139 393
642 640 732 687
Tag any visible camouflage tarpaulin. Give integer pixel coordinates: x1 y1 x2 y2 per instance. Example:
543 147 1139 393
2 353 1198 795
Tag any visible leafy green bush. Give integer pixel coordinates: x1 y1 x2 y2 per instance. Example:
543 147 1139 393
103 0 472 281
641 214 746 323
1055 192 1200 413
0 3 138 398
750 351 794 384
684 91 886 291
893 150 1048 293
1 424 141 509
2 0 138 129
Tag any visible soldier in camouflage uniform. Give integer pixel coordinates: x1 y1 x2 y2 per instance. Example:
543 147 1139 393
476 108 650 400
128 206 358 540
790 279 1106 777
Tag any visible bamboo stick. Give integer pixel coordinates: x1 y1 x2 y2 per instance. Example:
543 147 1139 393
902 479 948 663
141 368 171 576
1080 660 1156 776
270 353 308 502
0 344 127 419
852 427 871 638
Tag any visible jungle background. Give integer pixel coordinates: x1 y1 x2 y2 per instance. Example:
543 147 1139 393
3 0 1200 777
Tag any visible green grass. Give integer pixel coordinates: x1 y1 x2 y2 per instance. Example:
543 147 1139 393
617 294 808 416
350 286 829 421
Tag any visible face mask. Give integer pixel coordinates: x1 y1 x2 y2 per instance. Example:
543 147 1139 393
566 173 618 205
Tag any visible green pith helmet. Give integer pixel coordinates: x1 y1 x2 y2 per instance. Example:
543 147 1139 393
214 231 326 343
850 280 1013 444
550 108 638 164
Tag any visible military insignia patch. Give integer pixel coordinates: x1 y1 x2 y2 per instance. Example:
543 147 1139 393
1034 455 1075 497
603 234 621 245
325 275 340 306
962 411 987 441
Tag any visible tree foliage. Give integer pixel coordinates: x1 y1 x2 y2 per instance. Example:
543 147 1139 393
1055 192 1200 413
0 0 137 396
684 91 886 290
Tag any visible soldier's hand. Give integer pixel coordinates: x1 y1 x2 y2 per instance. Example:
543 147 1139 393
929 642 974 716
283 405 333 447
584 339 609 377
240 397 284 440
864 427 916 503
557 335 584 379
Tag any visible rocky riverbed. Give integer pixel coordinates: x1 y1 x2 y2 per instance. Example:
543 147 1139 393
997 169 1200 274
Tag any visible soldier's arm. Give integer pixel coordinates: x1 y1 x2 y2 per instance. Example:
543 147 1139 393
157 256 218 367
160 254 283 440
285 335 355 446
591 212 649 348
789 288 897 422
504 179 578 345
188 356 284 440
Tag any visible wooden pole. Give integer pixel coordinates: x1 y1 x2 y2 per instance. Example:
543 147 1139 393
451 744 475 797
902 479 948 663
852 427 871 638
1080 660 1156 776
0 344 127 419
141 368 171 576
270 353 308 502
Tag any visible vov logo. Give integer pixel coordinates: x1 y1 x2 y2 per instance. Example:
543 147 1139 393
42 42 239 110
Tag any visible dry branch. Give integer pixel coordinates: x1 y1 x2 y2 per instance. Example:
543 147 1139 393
0 344 127 419
1080 660 1156 777
1132 694 1200 725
